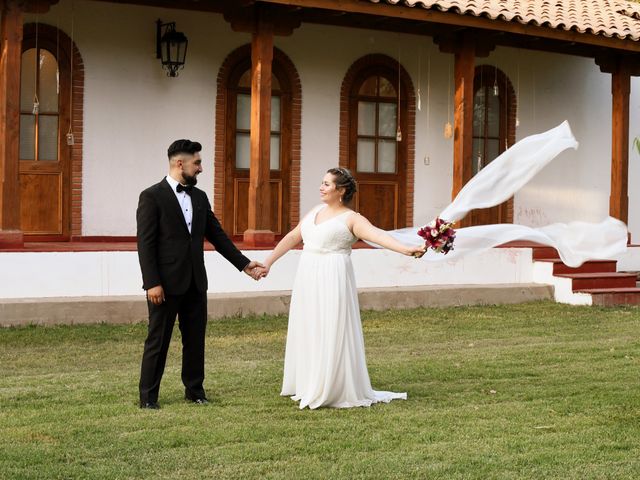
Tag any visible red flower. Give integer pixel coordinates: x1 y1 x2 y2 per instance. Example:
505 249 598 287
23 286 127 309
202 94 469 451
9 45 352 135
416 217 456 255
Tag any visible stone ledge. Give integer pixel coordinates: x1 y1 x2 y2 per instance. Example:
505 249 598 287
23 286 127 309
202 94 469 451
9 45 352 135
0 284 554 327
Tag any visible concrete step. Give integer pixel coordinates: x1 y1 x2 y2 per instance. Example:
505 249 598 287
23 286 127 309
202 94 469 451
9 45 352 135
536 258 618 275
555 272 637 291
577 288 640 306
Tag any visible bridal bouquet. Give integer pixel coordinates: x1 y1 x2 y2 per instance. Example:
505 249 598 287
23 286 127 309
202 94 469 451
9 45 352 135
417 217 456 255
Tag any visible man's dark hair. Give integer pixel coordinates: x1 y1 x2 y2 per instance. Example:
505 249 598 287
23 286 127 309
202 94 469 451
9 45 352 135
167 139 202 159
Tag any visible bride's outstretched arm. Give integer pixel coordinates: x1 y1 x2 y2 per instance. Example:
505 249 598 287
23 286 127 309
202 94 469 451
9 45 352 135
262 223 303 271
351 214 425 257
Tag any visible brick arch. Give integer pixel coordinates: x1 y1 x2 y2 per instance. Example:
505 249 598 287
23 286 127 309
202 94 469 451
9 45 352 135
474 64 517 223
339 54 416 227
23 23 85 238
214 44 301 230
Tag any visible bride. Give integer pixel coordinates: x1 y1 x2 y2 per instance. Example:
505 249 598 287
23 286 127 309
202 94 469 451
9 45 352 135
257 167 425 409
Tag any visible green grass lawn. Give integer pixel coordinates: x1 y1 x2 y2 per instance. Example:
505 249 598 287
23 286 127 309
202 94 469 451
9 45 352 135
1 302 639 479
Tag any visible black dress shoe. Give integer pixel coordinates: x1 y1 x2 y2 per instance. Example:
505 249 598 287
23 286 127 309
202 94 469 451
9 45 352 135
186 397 209 405
140 401 160 409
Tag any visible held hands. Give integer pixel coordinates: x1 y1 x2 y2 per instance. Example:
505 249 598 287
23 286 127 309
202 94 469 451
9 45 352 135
254 264 270 279
244 260 269 281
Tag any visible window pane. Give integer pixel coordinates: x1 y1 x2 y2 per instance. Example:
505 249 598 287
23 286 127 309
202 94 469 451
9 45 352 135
473 88 485 136
20 49 37 112
39 50 58 113
487 92 500 137
487 139 500 164
378 103 397 137
378 139 396 173
358 101 375 136
271 96 280 133
237 95 280 132
358 76 377 96
472 137 483 176
270 135 280 170
236 94 251 130
38 115 59 161
356 138 375 172
19 114 36 160
379 77 396 98
235 132 250 169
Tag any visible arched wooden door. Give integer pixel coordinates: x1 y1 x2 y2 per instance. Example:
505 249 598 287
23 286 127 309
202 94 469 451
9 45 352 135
467 66 516 226
347 66 408 231
224 59 291 236
19 29 72 240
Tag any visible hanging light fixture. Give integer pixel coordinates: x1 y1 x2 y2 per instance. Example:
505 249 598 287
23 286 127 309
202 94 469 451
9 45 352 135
32 15 39 115
444 56 453 139
156 19 188 77
66 2 76 146
396 46 402 142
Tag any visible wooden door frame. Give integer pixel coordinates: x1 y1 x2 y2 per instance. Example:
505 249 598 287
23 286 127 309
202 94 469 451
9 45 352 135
21 23 84 241
467 64 517 225
339 54 415 228
214 44 301 238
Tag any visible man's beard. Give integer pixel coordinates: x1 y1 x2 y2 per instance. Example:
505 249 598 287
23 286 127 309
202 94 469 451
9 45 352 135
181 173 198 186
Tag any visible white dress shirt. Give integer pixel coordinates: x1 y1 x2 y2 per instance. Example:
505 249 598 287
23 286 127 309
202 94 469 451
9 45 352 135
166 175 193 234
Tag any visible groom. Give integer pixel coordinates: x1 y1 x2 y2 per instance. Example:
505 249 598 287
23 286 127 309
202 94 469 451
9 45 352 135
136 139 263 409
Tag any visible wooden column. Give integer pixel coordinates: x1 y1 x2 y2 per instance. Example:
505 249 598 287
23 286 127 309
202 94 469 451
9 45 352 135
452 36 475 200
610 62 630 224
0 0 25 248
243 13 275 247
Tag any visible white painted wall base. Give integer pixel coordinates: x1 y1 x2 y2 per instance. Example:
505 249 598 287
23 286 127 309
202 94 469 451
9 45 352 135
531 261 592 306
0 247 533 299
614 246 640 272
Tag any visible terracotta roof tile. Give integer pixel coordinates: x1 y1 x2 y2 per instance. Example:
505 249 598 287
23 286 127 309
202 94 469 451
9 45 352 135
369 0 640 41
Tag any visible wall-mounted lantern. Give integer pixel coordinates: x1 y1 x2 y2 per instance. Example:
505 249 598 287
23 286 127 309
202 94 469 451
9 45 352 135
156 19 188 77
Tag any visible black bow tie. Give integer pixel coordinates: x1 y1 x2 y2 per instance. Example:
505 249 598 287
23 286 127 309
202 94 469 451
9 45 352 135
176 184 193 195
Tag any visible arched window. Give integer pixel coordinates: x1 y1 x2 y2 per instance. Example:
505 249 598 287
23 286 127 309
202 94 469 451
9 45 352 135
215 45 301 237
469 65 516 225
340 55 415 231
19 24 84 240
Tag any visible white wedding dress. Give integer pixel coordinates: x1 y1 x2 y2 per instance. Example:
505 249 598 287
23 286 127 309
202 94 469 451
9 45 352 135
280 205 407 409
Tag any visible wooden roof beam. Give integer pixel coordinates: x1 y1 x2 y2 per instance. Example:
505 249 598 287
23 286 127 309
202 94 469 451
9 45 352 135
223 2 301 36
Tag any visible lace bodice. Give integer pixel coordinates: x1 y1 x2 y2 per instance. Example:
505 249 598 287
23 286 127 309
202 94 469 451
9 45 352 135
301 205 357 254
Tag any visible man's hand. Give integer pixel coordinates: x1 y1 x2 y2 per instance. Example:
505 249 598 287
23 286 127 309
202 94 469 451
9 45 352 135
244 260 266 281
147 285 165 305
254 265 270 279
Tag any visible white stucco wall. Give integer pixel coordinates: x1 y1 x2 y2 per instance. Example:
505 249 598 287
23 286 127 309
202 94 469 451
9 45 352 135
28 1 640 239
0 247 534 298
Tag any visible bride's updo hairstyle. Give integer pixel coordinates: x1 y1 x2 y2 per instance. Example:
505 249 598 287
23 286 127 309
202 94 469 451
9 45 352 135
327 167 357 204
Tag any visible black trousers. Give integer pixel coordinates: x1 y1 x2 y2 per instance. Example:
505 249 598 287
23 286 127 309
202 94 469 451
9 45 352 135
139 278 207 404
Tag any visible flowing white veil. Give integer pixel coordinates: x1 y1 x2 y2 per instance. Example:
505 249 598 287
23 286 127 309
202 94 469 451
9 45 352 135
380 121 628 267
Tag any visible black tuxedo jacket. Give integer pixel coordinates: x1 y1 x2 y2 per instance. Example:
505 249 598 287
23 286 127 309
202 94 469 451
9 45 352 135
136 178 250 295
